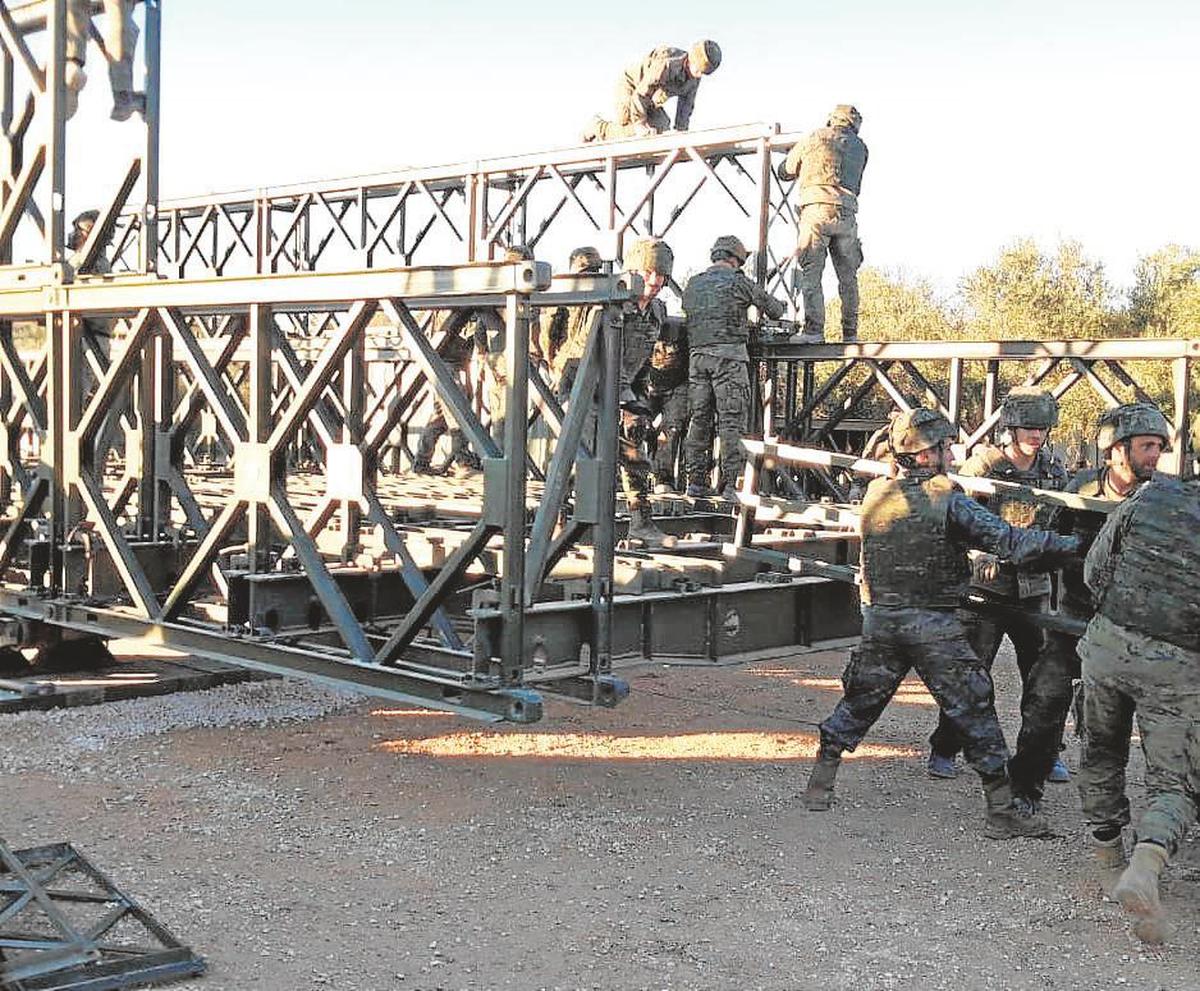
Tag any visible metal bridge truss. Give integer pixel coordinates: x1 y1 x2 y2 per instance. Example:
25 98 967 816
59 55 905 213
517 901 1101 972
754 337 1199 500
108 124 807 309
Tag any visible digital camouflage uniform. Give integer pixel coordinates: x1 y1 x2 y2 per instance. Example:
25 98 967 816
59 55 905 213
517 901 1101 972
929 444 1069 768
65 1 140 121
682 262 785 492
821 472 1080 779
415 313 480 473
1077 475 1200 857
779 106 868 341
585 42 719 142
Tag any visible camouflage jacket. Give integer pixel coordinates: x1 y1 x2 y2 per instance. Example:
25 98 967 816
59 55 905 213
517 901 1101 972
621 298 667 395
781 124 869 212
622 46 700 130
682 265 786 357
1052 468 1128 618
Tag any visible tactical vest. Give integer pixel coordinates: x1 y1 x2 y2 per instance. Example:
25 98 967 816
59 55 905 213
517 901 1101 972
683 266 754 350
621 299 664 393
960 445 1068 599
859 474 969 609
797 127 868 209
1093 475 1200 651
1058 469 1119 616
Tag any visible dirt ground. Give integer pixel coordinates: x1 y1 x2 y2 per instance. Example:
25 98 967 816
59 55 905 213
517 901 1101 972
2 640 1197 991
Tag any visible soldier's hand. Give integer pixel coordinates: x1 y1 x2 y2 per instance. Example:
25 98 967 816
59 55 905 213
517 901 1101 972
970 552 1001 584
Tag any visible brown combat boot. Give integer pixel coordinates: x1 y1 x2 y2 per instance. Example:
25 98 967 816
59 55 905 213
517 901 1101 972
1089 826 1127 870
627 504 677 549
982 775 1052 839
1113 841 1170 944
803 748 842 811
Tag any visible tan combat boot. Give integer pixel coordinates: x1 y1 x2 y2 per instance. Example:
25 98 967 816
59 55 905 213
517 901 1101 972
982 776 1052 839
1113 841 1170 944
1089 827 1126 870
803 748 841 811
627 504 677 549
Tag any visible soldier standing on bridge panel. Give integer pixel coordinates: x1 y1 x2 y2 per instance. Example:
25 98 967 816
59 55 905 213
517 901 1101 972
413 312 483 477
1076 472 1200 944
682 235 785 500
802 409 1082 839
581 41 722 144
541 246 604 402
619 238 677 549
926 388 1070 786
778 105 868 344
64 0 145 122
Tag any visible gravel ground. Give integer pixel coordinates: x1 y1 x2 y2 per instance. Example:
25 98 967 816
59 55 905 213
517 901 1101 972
2 641 1197 991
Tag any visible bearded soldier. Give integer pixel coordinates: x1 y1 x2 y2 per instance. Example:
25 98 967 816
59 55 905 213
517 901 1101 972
682 235 785 499
927 388 1070 785
778 105 868 343
582 41 722 143
803 409 1082 838
1078 473 1200 944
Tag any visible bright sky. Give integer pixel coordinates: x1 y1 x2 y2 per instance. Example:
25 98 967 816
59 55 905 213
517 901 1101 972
78 0 1199 294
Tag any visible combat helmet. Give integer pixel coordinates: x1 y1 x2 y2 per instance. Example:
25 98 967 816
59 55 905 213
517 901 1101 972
503 244 533 262
1000 386 1059 430
625 237 674 277
828 104 863 133
710 234 748 265
889 408 956 455
568 246 602 274
690 40 722 75
1096 402 1171 452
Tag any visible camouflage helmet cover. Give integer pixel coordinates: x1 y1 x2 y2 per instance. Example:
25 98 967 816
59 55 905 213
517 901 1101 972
1096 401 1171 452
690 40 722 75
568 246 602 273
624 237 674 277
828 104 863 132
710 234 748 264
1000 386 1059 430
889 408 956 455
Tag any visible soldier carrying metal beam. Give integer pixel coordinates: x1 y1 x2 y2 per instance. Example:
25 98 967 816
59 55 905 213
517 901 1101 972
581 41 721 144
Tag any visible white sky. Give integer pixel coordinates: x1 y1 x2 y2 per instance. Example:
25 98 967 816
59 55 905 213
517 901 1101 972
73 0 1199 295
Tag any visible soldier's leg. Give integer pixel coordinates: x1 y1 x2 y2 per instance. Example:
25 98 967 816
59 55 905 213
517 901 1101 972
913 612 1010 779
684 356 715 489
617 412 651 506
651 387 688 487
929 610 1002 760
1077 675 1136 835
64 0 92 119
828 222 864 341
1131 690 1200 856
104 1 139 95
818 617 910 755
414 405 449 471
795 205 834 338
713 358 751 493
1009 628 1079 802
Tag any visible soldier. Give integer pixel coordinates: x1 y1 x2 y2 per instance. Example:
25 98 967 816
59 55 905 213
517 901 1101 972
641 315 689 493
1016 402 1172 819
1077 473 1199 943
927 388 1070 785
542 246 604 401
682 235 785 499
620 238 677 548
413 312 482 477
582 41 721 143
778 105 868 344
802 409 1082 838
65 1 144 122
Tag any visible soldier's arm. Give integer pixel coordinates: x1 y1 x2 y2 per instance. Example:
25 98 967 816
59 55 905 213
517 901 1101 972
947 491 1082 569
737 275 786 320
778 143 802 181
632 54 672 103
673 82 696 131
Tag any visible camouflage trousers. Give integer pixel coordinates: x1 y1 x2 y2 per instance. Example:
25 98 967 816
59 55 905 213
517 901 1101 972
930 596 1066 798
648 386 688 487
1077 613 1200 855
415 391 479 471
619 411 651 507
820 606 1010 777
795 203 863 339
683 353 750 491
